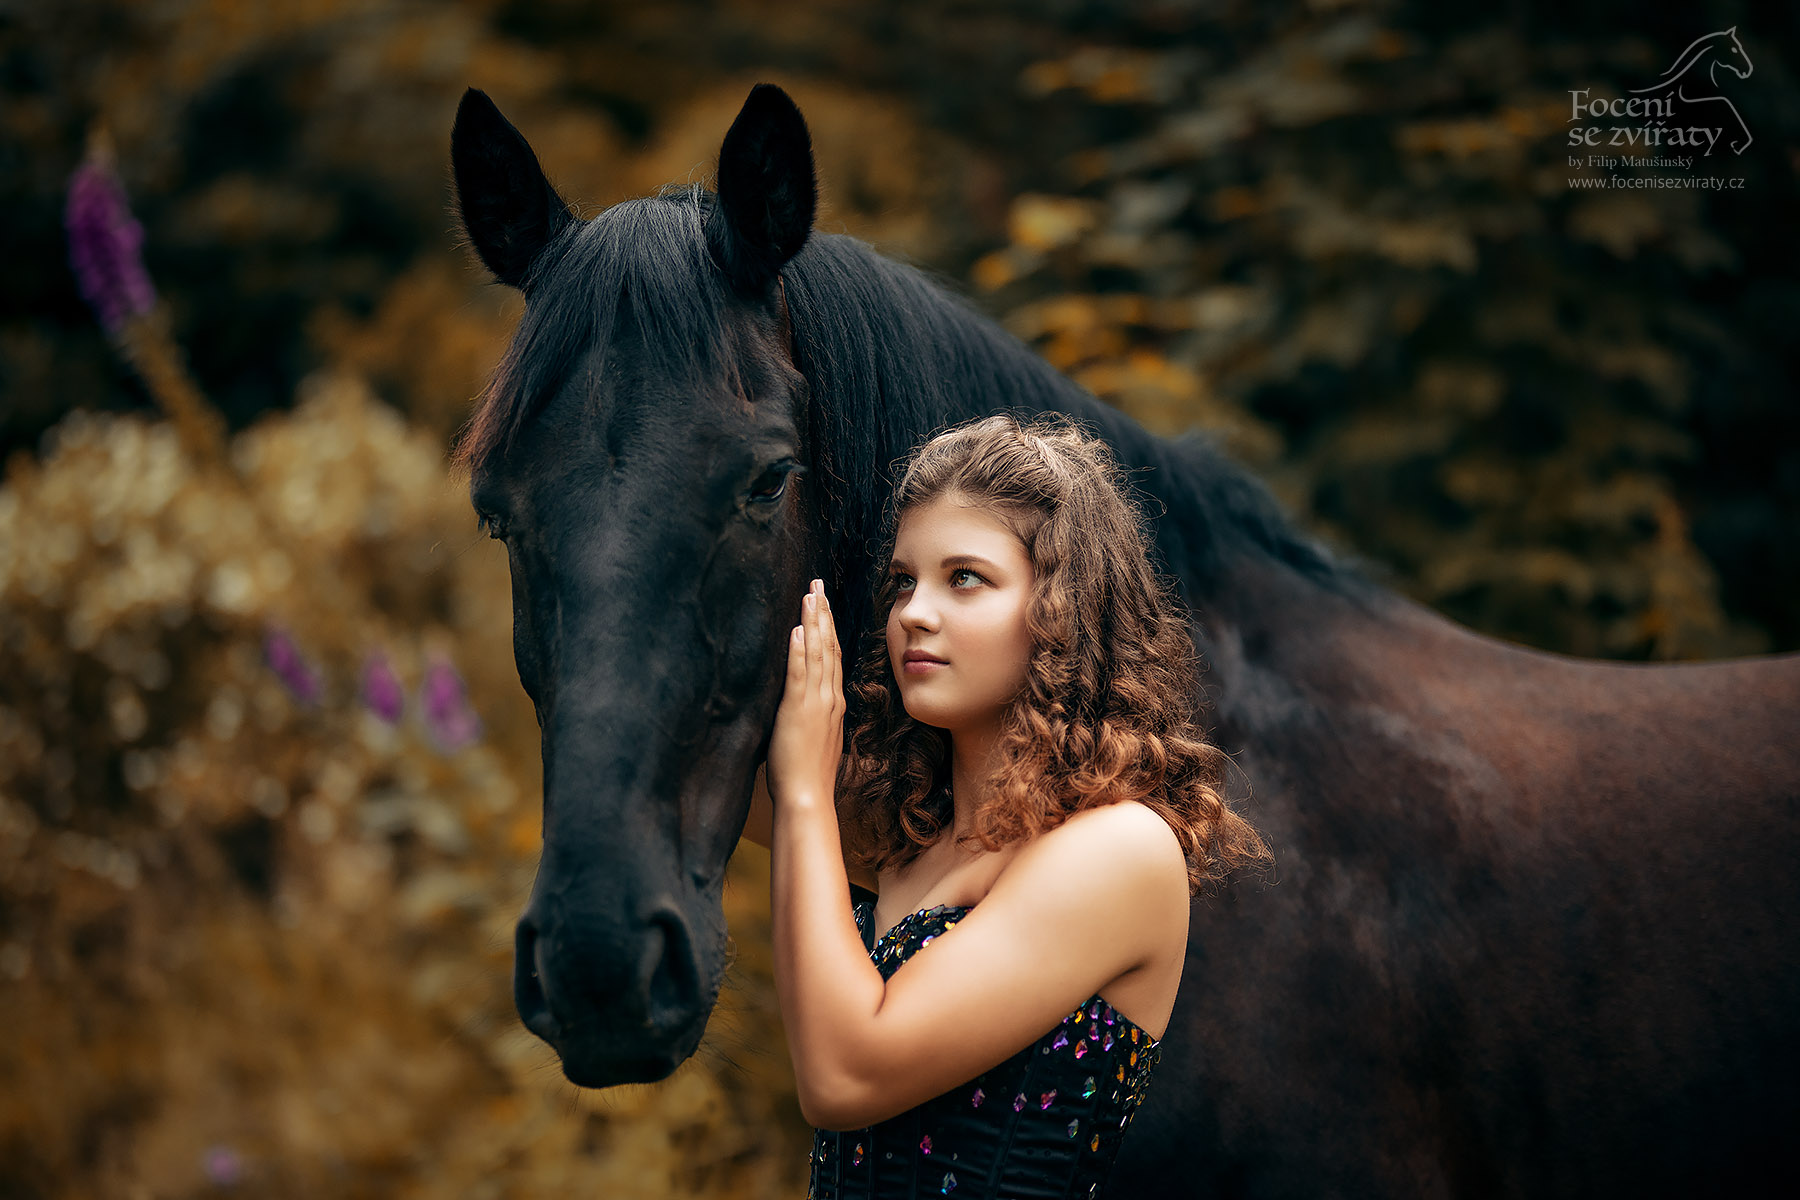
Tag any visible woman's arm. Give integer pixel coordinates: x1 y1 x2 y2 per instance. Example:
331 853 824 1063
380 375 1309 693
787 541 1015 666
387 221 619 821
743 764 880 896
791 802 1183 1130
771 785 890 1124
743 765 775 849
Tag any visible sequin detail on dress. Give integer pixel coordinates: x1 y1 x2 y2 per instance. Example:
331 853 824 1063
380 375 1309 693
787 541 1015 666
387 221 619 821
806 891 1165 1199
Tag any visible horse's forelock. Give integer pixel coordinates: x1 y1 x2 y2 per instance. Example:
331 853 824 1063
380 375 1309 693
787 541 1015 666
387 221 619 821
453 192 742 481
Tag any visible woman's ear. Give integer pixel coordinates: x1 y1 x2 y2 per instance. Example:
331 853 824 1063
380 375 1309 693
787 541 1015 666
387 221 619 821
705 83 817 293
450 88 574 291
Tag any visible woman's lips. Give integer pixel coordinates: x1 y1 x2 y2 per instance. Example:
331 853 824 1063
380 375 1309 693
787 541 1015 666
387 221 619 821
902 659 947 674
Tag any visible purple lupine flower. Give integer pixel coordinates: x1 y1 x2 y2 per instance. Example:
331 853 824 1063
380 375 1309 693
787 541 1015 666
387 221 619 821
263 624 323 705
360 650 404 724
420 654 482 751
202 1143 243 1186
65 143 156 337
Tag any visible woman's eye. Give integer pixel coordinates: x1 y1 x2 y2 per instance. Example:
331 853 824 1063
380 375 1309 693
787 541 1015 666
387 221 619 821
890 570 981 591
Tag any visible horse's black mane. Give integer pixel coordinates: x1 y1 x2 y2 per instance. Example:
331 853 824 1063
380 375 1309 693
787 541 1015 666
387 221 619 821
460 182 1377 630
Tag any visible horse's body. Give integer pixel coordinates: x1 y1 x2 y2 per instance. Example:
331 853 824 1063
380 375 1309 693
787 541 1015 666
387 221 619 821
448 84 1800 1196
1124 549 1800 1196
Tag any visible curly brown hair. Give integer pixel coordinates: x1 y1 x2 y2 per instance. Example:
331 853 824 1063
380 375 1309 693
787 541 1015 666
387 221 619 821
836 411 1273 897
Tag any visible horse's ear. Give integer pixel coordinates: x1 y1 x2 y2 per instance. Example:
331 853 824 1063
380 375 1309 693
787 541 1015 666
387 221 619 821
451 88 574 291
706 83 816 292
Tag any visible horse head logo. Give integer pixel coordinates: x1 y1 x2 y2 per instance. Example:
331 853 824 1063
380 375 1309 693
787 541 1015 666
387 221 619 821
1630 26 1754 154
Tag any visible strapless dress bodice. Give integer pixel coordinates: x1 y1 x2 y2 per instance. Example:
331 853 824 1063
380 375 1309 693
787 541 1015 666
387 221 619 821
805 885 1163 1199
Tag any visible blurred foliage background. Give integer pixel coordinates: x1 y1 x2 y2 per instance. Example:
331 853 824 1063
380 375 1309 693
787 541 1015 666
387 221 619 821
1 0 1795 1196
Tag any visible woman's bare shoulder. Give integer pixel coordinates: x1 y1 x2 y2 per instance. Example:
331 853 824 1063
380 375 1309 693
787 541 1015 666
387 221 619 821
1053 796 1183 844
1015 799 1187 904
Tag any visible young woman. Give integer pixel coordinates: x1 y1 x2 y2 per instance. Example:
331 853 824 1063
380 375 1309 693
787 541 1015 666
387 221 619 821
750 412 1271 1199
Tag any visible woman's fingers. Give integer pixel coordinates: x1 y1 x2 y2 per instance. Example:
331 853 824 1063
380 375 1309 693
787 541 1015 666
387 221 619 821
808 586 820 690
818 584 838 700
806 589 823 688
787 620 805 686
823 591 841 701
793 579 843 711
819 594 829 659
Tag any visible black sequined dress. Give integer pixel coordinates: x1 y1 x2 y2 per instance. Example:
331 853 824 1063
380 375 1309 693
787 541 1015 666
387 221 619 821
806 884 1163 1200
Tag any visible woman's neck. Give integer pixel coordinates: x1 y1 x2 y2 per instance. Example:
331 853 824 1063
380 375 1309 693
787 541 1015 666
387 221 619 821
946 723 1004 841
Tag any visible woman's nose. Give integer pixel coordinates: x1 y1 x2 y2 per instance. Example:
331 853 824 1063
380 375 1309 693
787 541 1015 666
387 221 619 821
897 591 938 630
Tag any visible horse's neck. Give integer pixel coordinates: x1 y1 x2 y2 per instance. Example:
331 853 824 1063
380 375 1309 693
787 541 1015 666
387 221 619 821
1186 551 1497 735
1660 35 1721 84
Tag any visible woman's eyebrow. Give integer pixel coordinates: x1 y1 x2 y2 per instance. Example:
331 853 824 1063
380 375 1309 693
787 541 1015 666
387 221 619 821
888 554 1001 573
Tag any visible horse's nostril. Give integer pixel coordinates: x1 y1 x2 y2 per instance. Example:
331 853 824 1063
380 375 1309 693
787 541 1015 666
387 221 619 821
645 909 697 1025
514 915 558 1042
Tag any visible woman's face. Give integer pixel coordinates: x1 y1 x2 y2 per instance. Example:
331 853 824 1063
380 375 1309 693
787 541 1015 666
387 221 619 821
884 493 1036 736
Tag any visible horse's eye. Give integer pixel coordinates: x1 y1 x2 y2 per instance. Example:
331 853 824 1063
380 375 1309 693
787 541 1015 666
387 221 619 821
478 513 510 541
750 462 803 504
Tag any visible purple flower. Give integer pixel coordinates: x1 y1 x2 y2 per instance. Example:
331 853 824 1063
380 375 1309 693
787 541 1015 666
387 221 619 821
65 143 156 337
420 654 482 751
263 624 322 705
202 1143 243 1186
360 650 404 723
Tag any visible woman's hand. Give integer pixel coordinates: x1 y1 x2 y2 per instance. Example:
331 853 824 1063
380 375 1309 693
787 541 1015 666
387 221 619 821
767 578 845 812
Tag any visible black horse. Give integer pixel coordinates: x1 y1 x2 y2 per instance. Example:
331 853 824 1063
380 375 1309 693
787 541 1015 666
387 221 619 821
448 83 1800 1197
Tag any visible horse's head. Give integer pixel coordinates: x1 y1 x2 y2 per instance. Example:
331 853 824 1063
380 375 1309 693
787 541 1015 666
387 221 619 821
1718 26 1753 80
450 84 829 1086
